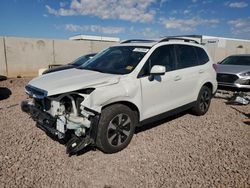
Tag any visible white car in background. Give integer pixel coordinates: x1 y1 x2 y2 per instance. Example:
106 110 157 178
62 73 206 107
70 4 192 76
21 37 217 155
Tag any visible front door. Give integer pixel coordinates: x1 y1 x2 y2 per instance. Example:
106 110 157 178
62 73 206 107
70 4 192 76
139 45 182 120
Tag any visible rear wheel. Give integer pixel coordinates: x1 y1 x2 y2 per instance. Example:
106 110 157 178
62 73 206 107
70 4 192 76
192 86 212 116
96 104 137 153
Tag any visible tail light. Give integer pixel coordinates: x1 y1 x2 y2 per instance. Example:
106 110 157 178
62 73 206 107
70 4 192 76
212 64 218 72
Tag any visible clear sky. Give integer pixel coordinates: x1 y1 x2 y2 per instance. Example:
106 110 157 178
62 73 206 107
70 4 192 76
0 0 249 40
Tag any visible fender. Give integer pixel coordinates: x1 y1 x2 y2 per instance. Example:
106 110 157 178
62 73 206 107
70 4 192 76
80 77 142 116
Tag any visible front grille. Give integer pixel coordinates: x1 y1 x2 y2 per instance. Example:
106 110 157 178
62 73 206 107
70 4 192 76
25 85 48 99
217 73 239 83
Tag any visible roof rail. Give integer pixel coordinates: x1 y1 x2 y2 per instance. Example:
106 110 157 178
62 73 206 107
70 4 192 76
169 35 202 39
121 39 156 44
159 37 200 44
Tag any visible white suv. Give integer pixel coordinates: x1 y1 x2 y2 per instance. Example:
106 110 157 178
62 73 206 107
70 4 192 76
21 38 217 155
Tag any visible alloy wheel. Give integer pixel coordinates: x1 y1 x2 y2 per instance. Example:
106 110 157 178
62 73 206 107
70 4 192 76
199 89 210 112
107 113 131 147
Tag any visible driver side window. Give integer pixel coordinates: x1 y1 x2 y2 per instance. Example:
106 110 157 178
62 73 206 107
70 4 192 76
138 45 176 77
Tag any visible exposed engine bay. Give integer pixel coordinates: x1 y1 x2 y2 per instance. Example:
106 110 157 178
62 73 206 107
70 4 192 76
21 85 100 155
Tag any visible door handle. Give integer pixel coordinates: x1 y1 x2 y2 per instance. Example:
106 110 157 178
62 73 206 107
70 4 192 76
174 75 182 81
199 69 205 74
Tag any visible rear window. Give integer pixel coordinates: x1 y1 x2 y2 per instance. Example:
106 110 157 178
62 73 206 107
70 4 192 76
195 47 209 65
176 45 199 69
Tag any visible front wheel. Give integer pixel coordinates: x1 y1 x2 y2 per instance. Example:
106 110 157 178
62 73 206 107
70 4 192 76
96 104 137 153
192 86 212 116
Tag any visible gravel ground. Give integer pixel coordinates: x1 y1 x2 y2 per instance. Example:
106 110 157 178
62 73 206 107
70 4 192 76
0 78 249 188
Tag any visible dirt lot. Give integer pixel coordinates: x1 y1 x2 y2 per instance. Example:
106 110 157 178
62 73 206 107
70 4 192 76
0 78 249 188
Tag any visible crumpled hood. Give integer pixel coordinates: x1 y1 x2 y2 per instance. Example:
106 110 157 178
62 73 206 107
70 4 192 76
28 68 120 96
217 64 250 74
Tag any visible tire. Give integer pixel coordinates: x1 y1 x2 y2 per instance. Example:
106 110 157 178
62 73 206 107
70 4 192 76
96 104 137 153
192 86 212 116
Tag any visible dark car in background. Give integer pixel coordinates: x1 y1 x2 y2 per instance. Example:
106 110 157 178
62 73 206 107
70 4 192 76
217 54 250 90
42 53 97 75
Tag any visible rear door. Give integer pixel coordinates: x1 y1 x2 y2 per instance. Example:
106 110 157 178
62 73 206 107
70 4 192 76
173 44 202 104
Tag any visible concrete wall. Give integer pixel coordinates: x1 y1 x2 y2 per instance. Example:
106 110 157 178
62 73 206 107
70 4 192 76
0 37 7 76
5 37 54 77
54 40 92 65
0 36 117 77
54 40 114 65
91 41 115 53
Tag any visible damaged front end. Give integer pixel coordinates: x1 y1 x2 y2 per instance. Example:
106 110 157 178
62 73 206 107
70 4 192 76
21 85 100 155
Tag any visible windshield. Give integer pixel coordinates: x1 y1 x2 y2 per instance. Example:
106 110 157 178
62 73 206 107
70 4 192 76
71 54 95 66
78 46 150 74
220 56 250 66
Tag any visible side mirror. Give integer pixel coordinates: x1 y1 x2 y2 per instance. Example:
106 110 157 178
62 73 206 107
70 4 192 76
150 65 166 75
149 65 166 81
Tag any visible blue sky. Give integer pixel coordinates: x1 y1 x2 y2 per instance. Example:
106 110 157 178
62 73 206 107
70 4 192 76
0 0 249 40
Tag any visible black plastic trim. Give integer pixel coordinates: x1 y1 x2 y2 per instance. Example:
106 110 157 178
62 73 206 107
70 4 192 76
84 107 99 115
159 37 199 44
121 39 156 44
140 102 196 126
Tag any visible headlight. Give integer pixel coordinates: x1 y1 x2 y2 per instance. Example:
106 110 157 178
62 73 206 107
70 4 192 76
239 72 250 77
235 79 250 84
25 85 48 99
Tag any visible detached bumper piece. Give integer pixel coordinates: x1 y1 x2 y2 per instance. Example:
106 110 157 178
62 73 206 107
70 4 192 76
66 114 100 156
227 92 250 105
66 135 92 156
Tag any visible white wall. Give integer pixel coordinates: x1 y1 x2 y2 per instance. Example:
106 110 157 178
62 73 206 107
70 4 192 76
54 40 92 65
203 38 250 62
5 37 54 77
0 36 117 77
0 37 7 76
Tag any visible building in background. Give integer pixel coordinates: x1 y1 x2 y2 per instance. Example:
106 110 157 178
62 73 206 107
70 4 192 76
202 36 250 63
172 35 250 63
173 35 250 63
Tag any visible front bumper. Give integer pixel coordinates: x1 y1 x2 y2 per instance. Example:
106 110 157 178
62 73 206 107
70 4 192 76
21 100 64 138
217 73 250 89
